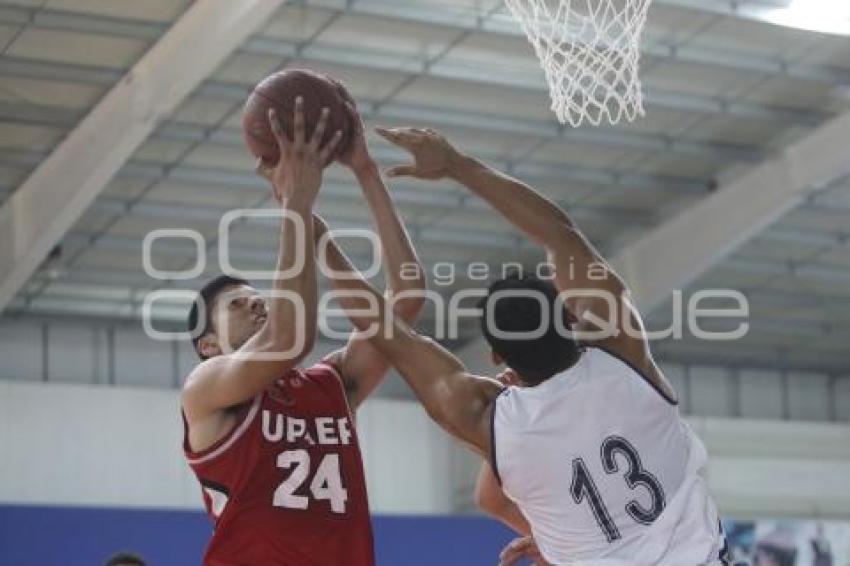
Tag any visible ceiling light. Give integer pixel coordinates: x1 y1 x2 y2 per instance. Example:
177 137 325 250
747 0 850 36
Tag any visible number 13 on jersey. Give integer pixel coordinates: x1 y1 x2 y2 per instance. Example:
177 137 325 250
570 435 665 543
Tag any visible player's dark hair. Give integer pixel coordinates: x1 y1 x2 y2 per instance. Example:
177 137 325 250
479 270 580 385
105 552 147 566
188 274 250 360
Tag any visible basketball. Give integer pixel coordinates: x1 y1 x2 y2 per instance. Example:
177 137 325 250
242 69 355 164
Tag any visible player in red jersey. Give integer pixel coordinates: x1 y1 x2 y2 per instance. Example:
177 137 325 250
181 98 425 566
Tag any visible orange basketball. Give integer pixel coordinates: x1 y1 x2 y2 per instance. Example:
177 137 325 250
242 69 355 165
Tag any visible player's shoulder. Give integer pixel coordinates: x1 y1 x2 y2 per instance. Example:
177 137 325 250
182 360 207 393
303 356 344 383
584 343 678 405
181 357 219 409
181 355 241 406
182 354 234 391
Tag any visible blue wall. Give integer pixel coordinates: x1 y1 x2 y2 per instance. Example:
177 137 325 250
0 505 516 565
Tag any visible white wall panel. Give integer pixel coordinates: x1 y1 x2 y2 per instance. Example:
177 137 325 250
659 362 687 410
837 376 850 422
689 365 733 417
93 327 110 385
358 399 453 514
788 372 831 422
691 417 850 519
1 382 849 519
0 381 198 509
0 320 41 381
114 327 173 388
46 324 95 384
454 339 495 377
2 318 844 424
0 381 456 514
739 369 784 420
176 338 199 387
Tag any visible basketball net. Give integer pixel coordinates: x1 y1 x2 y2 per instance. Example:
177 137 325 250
505 0 652 127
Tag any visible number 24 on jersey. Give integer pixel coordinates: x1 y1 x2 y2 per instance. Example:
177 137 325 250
274 449 348 514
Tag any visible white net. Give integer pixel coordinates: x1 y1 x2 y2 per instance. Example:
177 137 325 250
505 0 652 127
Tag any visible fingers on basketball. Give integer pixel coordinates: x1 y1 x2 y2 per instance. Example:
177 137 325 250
319 130 344 163
345 101 364 133
310 108 345 164
386 164 416 178
293 96 306 146
267 108 289 152
255 156 281 201
309 107 330 152
312 214 328 235
376 127 424 152
254 157 272 179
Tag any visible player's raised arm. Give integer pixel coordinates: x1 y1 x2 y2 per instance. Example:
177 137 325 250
316 223 502 456
322 101 427 410
475 461 531 536
474 369 532 536
375 126 620 301
376 127 674 400
183 100 342 416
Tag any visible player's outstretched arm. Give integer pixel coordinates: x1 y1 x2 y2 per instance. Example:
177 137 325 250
324 103 427 410
375 127 622 296
475 369 531 535
183 100 342 416
317 225 502 456
499 536 549 566
377 127 675 401
475 461 531 536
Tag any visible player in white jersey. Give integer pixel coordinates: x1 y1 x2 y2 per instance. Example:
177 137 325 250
315 126 730 565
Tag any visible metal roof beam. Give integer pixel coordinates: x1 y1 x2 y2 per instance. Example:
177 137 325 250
19 264 850 353
3 0 846 89
657 0 850 42
722 257 850 285
0 137 712 196
241 37 826 126
71 201 537 255
612 108 850 311
752 226 850 249
0 74 766 164
41 225 850 293
654 342 848 375
0 9 829 128
67 191 839 254
0 0 288 313
310 0 850 87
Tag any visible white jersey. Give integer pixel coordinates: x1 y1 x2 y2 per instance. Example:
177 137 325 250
492 346 728 566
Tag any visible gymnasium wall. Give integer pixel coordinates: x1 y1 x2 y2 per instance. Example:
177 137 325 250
0 379 505 564
0 317 413 396
454 338 850 422
4 315 850 420
0 321 850 566
2 316 850 565
2 379 850 520
3 314 850 517
0 380 457 514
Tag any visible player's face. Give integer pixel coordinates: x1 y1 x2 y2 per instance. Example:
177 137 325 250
211 285 267 353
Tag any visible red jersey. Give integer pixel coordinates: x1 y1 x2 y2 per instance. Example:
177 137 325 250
183 361 374 566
